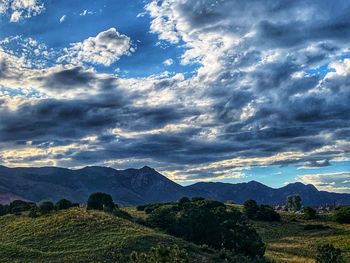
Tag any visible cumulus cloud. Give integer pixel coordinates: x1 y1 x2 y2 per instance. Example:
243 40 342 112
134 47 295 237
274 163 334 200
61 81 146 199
59 28 133 66
163 58 174 66
299 172 350 193
0 0 44 22
1 0 350 183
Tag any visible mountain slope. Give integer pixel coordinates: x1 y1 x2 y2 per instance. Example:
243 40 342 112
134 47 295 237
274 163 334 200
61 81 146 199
187 181 350 206
0 165 349 206
0 165 199 205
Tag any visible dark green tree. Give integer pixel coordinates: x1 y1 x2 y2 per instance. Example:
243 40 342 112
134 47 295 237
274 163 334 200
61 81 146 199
0 204 9 216
315 244 344 263
256 205 281 222
39 201 55 214
287 195 302 212
55 199 73 210
302 207 317 220
243 200 259 220
87 192 115 211
334 207 350 224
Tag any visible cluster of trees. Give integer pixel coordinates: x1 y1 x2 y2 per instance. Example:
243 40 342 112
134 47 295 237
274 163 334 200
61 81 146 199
0 199 78 217
243 200 281 222
143 197 266 261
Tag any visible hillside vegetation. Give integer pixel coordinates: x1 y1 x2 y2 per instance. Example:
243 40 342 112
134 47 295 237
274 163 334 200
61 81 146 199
0 208 215 263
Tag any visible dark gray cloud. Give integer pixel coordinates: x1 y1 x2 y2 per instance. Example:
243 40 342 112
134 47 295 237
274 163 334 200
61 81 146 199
1 0 350 183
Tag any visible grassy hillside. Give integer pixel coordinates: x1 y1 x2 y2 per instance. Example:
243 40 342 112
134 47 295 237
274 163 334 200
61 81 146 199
254 213 350 263
0 208 216 263
125 206 350 263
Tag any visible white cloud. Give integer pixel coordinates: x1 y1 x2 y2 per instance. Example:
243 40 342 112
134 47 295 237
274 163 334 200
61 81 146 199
59 28 133 66
59 15 66 23
0 0 45 22
163 58 174 66
299 172 350 193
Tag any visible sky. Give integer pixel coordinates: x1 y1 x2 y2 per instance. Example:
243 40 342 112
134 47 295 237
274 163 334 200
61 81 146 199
0 0 349 192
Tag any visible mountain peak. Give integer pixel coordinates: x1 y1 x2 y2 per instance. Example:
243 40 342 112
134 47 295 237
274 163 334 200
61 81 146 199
140 166 155 172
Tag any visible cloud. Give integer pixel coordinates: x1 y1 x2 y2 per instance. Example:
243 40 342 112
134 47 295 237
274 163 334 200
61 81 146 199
163 58 174 66
59 28 133 66
59 15 66 23
0 0 44 22
299 172 350 193
1 0 350 184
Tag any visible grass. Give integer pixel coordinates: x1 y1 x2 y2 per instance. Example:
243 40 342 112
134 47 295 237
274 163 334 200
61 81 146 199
254 212 350 263
0 208 217 263
1 206 349 263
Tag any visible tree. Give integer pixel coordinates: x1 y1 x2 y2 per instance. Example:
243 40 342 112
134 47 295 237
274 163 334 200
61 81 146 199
334 207 350 224
287 195 302 212
87 192 115 211
55 199 73 210
256 205 281 222
147 199 265 259
178 197 190 207
0 204 9 216
243 200 259 220
39 201 55 214
130 245 189 263
302 206 317 220
315 244 344 263
9 200 34 213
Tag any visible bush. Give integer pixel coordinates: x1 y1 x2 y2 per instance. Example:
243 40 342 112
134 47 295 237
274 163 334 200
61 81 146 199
243 200 259 220
334 207 350 224
130 245 189 263
55 199 73 210
0 204 9 216
87 192 116 211
303 207 317 220
39 201 55 214
9 200 35 213
315 244 344 263
244 201 280 222
28 206 39 218
147 199 265 259
256 205 281 222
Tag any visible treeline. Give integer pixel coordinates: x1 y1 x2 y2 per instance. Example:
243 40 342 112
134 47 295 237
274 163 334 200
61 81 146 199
0 199 79 217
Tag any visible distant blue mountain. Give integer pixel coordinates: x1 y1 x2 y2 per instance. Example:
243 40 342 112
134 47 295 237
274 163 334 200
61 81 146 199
0 165 349 206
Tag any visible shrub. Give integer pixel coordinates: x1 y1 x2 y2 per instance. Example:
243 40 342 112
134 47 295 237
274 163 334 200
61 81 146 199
243 200 259 220
0 204 9 216
334 207 350 224
9 200 34 213
315 244 344 263
256 205 281 222
39 201 55 214
87 192 116 211
130 245 189 263
28 206 39 218
147 199 265 259
244 201 280 222
55 199 73 210
178 197 191 207
303 206 317 220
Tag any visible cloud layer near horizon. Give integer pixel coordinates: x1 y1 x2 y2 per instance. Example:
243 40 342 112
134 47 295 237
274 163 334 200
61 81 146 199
0 0 349 191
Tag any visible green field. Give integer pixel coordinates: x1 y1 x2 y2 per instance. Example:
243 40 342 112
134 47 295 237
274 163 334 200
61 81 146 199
0 208 216 263
254 213 350 263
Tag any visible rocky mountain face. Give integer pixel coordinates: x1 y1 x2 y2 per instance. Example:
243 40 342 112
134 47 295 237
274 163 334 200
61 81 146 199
0 165 349 206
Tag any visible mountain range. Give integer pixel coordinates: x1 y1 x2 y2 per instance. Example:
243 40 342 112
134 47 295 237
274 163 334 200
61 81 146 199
0 165 349 206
